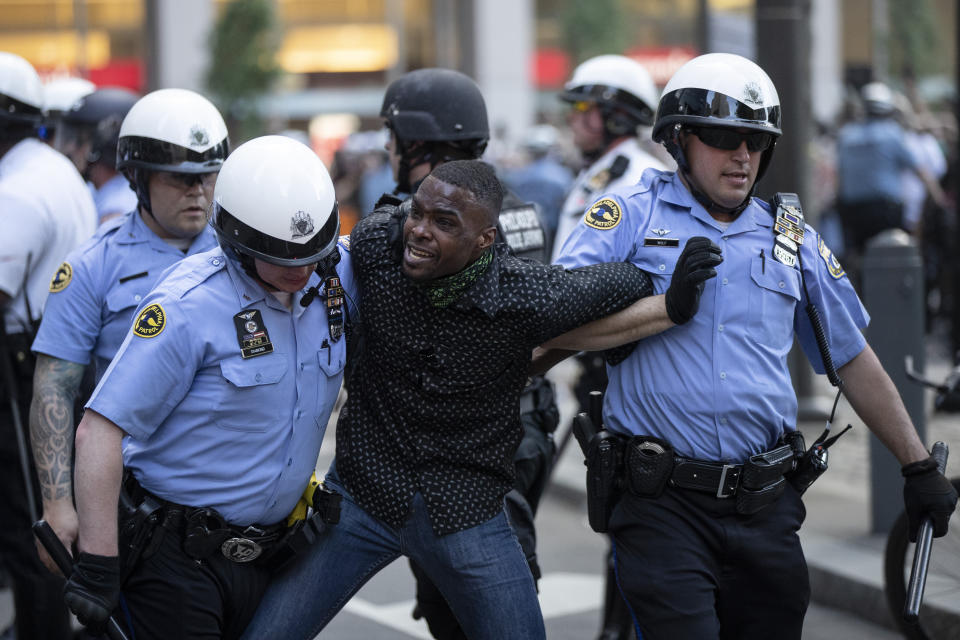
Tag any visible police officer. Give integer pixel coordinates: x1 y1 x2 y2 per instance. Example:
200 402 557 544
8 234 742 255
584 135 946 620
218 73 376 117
553 52 959 640
30 88 225 576
39 75 96 144
63 135 354 639
379 67 557 639
54 86 141 223
0 51 96 640
553 54 667 260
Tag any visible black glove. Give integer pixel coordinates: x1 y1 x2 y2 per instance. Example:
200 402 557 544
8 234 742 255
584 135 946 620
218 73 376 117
665 237 723 325
902 456 958 542
63 552 120 634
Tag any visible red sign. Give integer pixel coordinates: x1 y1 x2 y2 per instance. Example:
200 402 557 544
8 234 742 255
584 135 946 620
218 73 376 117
625 46 698 86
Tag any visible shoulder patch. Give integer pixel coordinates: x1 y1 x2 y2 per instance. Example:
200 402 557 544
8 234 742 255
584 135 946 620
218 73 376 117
817 236 845 279
133 303 166 338
584 198 622 231
49 262 73 293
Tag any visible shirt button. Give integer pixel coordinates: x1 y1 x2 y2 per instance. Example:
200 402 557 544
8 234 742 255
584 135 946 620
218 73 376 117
718 324 724 332
287 458 292 466
300 362 305 371
659 264 666 272
719 371 727 380
134 294 141 301
720 417 727 424
255 373 262 382
722 278 728 285
779 281 786 288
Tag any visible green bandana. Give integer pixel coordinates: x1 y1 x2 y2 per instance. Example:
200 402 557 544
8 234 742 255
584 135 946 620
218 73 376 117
420 250 493 308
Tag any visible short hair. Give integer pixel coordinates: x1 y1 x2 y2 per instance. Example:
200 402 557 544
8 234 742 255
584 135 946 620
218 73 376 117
429 159 503 225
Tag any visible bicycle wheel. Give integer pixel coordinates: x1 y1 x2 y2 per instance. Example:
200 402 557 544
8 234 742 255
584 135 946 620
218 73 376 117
883 478 960 640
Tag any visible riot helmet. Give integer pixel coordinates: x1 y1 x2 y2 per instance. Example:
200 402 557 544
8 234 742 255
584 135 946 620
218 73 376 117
210 135 339 268
56 87 139 175
380 68 489 192
560 55 658 140
653 53 781 213
0 52 44 136
117 88 229 215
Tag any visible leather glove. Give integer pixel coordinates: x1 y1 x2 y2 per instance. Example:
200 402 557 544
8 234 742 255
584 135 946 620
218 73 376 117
63 552 120 634
902 456 958 542
665 237 723 325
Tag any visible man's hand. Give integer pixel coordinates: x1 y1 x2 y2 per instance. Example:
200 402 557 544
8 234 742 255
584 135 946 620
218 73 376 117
902 456 958 542
36 502 79 574
63 552 120 634
665 237 723 325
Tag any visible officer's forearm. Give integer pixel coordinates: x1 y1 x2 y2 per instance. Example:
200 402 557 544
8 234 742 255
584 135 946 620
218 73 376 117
529 347 576 376
839 344 929 465
74 409 124 556
542 294 672 351
30 354 85 508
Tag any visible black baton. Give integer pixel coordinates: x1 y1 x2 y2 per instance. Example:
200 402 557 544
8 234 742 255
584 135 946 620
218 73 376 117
32 519 130 640
903 441 949 623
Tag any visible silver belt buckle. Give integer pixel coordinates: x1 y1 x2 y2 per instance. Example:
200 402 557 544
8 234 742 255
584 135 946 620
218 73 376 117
221 537 263 563
716 464 738 499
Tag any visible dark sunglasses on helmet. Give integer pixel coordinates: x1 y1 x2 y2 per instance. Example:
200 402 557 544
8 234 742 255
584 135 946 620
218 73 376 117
157 171 218 189
686 127 774 153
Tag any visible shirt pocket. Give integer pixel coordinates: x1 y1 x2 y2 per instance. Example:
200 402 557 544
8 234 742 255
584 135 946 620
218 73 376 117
214 356 289 432
105 280 149 314
318 339 346 378
637 246 677 294
748 257 801 352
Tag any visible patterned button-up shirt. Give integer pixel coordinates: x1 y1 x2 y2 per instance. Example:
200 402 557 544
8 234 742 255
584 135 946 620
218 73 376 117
337 204 653 535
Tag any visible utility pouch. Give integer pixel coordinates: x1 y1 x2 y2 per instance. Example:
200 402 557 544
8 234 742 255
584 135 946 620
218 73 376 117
182 508 232 560
263 512 330 573
117 473 164 583
585 431 624 533
786 443 829 495
624 436 674 498
741 444 796 490
313 485 342 525
736 477 787 515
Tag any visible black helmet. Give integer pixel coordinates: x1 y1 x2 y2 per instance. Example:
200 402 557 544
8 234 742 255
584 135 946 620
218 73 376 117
381 68 489 144
57 87 139 169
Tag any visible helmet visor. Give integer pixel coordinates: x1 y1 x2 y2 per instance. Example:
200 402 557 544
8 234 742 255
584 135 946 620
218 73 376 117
118 135 229 173
213 201 340 267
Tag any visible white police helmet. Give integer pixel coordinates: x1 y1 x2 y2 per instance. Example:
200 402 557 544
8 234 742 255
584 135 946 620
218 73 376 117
117 88 229 173
42 77 96 114
861 82 897 116
210 135 340 267
653 53 781 180
560 55 659 129
0 52 44 126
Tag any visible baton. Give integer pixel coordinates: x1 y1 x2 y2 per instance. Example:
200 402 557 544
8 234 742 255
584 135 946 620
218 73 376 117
32 519 130 640
903 441 949 623
0 327 39 524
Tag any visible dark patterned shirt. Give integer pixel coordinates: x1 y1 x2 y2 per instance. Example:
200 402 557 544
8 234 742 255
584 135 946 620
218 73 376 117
337 205 653 535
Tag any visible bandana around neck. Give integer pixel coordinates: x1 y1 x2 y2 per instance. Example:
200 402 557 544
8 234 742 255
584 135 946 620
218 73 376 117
420 249 493 308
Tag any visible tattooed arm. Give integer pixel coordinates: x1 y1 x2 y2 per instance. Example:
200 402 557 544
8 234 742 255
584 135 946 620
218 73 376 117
29 354 85 573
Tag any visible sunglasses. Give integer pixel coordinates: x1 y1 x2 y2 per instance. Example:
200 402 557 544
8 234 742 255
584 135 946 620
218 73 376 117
157 171 218 189
570 100 595 113
686 127 774 152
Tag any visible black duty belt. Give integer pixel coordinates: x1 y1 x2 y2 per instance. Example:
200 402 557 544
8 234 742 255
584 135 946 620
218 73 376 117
669 443 796 499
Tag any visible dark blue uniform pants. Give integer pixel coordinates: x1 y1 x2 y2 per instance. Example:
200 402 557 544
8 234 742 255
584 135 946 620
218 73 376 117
610 483 809 640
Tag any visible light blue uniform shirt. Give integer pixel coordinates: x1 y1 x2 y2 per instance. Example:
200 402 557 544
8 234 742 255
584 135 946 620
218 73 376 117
94 173 139 223
87 242 355 526
32 211 218 382
837 118 918 204
555 169 870 462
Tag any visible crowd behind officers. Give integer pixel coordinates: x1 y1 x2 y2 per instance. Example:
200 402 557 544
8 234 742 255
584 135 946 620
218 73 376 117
0 44 957 640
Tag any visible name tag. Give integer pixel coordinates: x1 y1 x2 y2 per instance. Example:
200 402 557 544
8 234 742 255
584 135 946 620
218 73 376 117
643 237 680 247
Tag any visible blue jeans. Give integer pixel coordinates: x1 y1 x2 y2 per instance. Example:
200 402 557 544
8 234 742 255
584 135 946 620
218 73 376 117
240 461 545 640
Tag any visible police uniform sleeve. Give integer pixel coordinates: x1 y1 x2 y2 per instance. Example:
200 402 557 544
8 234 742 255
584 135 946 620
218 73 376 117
795 229 870 373
31 246 104 364
0 185 46 298
553 192 640 269
86 293 201 441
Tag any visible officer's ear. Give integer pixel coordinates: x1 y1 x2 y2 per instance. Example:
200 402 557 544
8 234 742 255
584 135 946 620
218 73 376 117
476 225 497 252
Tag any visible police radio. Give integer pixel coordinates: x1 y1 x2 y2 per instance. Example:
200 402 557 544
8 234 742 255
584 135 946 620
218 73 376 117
771 193 852 493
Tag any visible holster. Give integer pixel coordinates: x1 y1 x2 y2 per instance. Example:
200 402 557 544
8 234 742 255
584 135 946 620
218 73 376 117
585 431 625 533
118 472 164 583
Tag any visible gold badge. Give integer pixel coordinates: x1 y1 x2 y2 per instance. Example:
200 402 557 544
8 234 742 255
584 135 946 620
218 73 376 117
584 198 622 230
817 236 845 279
49 262 73 293
133 303 166 338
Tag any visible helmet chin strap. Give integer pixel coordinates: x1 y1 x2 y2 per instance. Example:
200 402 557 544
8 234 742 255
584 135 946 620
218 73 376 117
668 128 753 217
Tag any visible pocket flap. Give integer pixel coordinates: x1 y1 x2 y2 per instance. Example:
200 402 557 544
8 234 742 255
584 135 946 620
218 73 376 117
750 258 801 300
219 356 288 387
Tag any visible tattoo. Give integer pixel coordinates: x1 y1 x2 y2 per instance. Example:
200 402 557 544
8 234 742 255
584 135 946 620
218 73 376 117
29 355 85 502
